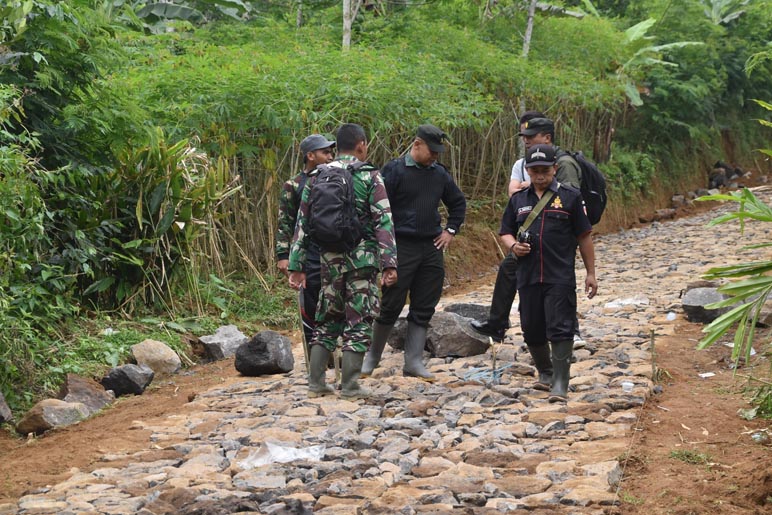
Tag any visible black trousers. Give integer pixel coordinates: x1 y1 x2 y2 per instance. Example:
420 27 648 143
378 237 444 327
299 253 321 344
487 253 581 337
487 253 518 330
518 283 577 346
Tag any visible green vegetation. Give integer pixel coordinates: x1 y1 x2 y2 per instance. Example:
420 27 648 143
619 491 645 505
669 449 712 465
696 50 772 418
1 0 771 416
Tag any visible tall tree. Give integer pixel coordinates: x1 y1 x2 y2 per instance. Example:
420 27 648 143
342 0 362 50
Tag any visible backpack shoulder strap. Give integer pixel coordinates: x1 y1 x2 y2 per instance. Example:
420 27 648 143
293 171 312 206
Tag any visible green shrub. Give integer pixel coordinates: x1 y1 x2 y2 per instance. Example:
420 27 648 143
603 147 658 195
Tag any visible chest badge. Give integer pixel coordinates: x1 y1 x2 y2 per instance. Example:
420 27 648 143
551 197 563 209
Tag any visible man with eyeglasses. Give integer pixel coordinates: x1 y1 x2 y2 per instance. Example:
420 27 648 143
361 124 467 382
277 134 336 349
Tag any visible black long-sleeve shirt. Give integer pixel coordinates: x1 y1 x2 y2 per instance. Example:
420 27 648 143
381 154 466 239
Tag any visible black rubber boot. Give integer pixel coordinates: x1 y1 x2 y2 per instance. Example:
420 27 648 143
361 321 393 377
549 340 574 403
307 345 335 398
527 344 553 391
469 320 505 343
403 322 435 382
340 351 371 399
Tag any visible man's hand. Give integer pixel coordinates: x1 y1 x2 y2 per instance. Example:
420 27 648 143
277 259 289 276
585 273 598 299
381 267 398 287
289 271 306 290
512 241 531 257
433 230 454 251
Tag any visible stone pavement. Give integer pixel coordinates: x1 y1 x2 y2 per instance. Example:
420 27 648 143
2 188 770 515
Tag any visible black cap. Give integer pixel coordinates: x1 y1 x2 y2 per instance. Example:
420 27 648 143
300 134 335 154
525 144 557 168
519 117 554 137
416 124 448 153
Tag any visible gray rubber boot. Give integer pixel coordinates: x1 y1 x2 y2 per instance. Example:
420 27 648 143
402 322 435 382
527 344 553 391
549 340 574 403
361 321 393 377
340 351 371 399
308 345 335 398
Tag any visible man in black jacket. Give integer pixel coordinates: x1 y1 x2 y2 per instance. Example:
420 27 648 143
471 116 583 343
504 144 597 402
361 124 467 381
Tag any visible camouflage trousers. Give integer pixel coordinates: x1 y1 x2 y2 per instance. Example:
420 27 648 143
312 265 379 353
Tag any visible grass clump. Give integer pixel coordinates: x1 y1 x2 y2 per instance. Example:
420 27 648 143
669 449 711 465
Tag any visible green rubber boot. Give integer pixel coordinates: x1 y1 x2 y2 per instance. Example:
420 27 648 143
549 340 574 403
361 321 393 377
340 351 371 399
307 345 335 398
403 322 435 382
527 344 553 391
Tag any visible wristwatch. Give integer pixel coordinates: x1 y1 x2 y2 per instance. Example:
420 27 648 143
445 227 457 235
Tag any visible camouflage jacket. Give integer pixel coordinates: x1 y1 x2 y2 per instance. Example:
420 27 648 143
276 169 309 260
288 155 398 273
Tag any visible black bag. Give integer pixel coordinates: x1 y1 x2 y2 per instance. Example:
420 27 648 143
559 150 607 225
307 162 365 252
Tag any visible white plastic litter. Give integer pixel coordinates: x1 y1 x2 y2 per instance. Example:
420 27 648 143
100 327 118 336
621 381 634 393
604 295 650 309
239 441 325 469
666 312 677 321
698 372 716 378
723 342 756 356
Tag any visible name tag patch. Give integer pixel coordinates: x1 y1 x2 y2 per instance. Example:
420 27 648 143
517 206 533 216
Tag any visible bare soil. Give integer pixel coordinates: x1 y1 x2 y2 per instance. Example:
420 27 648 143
615 322 772 515
0 356 249 503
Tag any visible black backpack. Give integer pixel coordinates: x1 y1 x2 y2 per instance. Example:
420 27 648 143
559 150 607 225
307 162 366 252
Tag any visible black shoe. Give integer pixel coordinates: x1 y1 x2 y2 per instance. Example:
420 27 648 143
469 320 505 342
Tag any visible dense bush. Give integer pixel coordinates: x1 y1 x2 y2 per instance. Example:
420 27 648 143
1 0 771 415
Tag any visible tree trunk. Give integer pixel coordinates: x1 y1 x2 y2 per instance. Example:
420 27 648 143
517 0 538 156
343 0 352 50
296 1 303 28
522 0 538 58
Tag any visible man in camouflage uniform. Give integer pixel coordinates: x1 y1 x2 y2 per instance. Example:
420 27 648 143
276 134 336 350
289 123 398 399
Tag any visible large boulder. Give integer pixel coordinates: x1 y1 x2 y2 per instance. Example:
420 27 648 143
199 325 249 361
131 339 181 376
442 303 489 321
57 374 114 417
235 330 294 376
426 312 491 358
682 287 728 323
0 391 12 423
387 312 490 358
100 364 155 396
16 399 89 435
